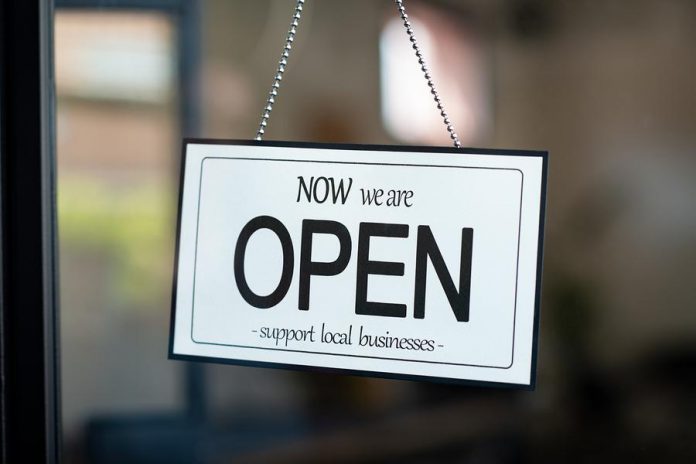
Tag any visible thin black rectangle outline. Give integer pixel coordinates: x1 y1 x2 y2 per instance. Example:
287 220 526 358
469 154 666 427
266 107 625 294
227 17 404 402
190 156 522 369
169 138 548 390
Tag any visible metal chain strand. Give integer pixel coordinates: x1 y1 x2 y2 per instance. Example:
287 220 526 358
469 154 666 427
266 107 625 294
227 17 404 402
255 0 305 140
255 0 459 147
394 0 462 148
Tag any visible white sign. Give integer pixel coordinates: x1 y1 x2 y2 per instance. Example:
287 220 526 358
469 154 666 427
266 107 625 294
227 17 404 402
170 140 547 388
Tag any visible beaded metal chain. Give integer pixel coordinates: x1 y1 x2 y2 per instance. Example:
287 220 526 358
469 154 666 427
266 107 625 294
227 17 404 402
255 0 461 148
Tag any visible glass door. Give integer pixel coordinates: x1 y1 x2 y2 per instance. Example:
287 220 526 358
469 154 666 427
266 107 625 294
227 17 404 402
2 0 691 462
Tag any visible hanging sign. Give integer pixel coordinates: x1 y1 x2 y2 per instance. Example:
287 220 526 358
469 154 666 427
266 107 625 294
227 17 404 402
169 139 547 388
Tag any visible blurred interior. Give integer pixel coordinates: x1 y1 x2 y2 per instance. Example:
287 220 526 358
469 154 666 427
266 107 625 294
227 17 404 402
55 0 696 462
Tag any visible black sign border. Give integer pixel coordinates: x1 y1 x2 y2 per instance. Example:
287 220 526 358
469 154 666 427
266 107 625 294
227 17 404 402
169 139 548 391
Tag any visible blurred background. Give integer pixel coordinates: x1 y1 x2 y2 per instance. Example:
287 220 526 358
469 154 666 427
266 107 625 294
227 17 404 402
55 0 696 462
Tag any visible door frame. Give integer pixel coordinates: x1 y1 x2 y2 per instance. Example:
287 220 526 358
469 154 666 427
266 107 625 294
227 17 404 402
0 1 60 462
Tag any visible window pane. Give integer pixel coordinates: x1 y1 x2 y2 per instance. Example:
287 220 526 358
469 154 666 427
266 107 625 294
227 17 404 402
56 1 696 462
56 11 181 461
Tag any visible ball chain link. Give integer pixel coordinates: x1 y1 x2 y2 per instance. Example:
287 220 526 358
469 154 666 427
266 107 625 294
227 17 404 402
394 0 461 148
255 0 305 141
255 0 462 149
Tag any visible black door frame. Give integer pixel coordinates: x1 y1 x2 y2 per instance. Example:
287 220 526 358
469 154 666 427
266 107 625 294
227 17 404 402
0 1 60 463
